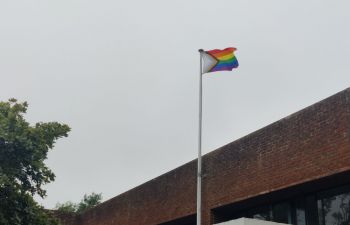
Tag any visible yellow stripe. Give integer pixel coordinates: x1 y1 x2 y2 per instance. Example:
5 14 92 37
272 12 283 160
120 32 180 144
216 53 234 61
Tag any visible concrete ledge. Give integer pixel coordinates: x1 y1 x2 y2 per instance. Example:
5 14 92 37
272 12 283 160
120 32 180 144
215 218 289 225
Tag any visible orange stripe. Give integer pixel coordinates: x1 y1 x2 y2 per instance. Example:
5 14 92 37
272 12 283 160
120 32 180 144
216 53 234 61
212 49 235 58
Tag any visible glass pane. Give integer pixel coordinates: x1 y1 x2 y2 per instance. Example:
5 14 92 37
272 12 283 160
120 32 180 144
318 199 325 225
322 192 350 225
296 198 307 225
252 213 270 221
297 207 307 225
273 202 292 224
247 206 271 221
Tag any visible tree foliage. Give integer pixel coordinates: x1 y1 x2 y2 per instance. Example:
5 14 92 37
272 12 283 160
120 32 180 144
0 99 70 225
55 193 102 214
54 201 77 214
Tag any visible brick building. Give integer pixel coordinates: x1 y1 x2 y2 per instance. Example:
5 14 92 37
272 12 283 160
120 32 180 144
58 88 350 225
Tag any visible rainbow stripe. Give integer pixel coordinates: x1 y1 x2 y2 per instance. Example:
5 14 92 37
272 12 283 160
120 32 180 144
206 47 238 72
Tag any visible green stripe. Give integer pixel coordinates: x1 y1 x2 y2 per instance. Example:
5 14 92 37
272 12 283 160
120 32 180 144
217 57 237 65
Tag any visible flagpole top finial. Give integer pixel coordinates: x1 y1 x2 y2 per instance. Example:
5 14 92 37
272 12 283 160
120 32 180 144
198 49 204 52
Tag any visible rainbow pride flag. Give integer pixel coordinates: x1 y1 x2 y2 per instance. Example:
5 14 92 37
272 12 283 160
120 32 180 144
200 47 239 74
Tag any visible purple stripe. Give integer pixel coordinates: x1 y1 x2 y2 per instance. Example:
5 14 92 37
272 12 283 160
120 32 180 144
210 61 239 72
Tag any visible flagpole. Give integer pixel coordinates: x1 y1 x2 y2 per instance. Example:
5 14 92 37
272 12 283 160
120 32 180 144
197 49 204 225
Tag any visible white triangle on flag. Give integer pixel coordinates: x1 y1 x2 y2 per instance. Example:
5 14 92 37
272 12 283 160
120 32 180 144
201 52 218 74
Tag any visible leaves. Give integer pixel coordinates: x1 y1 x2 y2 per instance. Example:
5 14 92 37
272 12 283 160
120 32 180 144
0 99 70 225
55 193 102 214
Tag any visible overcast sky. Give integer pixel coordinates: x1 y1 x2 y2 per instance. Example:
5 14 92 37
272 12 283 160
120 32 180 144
1 0 350 209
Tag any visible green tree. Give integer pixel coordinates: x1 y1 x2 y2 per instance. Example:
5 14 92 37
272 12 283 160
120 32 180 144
76 192 102 213
0 99 70 225
53 201 77 214
55 192 102 214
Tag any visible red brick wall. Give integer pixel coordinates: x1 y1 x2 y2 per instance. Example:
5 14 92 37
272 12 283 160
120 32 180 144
65 88 350 225
52 211 79 225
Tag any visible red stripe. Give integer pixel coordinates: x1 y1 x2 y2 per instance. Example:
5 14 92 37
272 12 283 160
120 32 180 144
206 47 236 57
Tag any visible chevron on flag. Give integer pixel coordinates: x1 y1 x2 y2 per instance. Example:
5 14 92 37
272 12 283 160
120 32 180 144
200 47 239 74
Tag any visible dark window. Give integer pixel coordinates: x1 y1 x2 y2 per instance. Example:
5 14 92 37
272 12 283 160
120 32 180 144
247 205 272 221
295 198 307 225
273 202 292 224
306 195 319 225
212 183 350 225
318 191 350 225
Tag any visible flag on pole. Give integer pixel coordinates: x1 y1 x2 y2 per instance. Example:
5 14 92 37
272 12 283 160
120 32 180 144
200 47 239 73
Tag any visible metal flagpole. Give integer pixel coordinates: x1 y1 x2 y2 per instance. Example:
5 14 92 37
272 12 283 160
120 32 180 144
197 49 204 225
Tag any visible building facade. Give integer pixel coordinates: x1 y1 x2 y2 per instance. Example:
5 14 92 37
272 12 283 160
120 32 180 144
59 88 350 225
